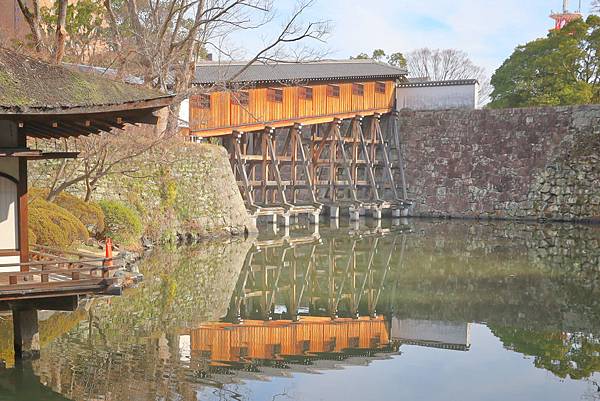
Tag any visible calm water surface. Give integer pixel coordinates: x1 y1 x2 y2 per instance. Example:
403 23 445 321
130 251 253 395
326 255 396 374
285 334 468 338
1 219 600 401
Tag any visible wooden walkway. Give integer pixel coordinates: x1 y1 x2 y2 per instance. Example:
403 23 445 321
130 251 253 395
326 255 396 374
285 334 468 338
0 245 123 308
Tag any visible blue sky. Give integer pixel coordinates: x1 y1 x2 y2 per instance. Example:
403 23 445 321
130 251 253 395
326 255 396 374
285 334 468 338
226 0 596 76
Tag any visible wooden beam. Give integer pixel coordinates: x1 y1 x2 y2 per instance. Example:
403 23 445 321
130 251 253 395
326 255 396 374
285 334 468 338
191 107 394 138
265 128 289 208
356 117 381 202
17 131 29 268
27 152 79 160
373 114 399 201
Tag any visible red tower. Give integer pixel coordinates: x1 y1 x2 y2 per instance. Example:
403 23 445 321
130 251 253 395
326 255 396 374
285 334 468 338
550 0 583 30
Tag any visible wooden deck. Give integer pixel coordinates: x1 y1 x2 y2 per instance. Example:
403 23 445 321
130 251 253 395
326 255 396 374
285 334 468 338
0 246 124 308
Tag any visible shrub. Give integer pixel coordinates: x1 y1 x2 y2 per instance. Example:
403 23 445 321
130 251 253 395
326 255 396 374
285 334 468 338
28 188 105 236
29 228 37 245
98 200 143 246
29 198 88 248
54 192 105 235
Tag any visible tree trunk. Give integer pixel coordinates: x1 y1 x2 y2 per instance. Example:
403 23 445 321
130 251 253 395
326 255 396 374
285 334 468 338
55 0 68 64
16 0 43 52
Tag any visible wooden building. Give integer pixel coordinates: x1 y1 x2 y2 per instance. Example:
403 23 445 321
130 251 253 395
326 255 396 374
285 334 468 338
189 60 403 136
190 316 393 365
0 48 171 359
188 60 410 223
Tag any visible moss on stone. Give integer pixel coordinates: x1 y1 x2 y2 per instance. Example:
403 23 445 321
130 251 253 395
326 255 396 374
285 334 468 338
0 48 168 111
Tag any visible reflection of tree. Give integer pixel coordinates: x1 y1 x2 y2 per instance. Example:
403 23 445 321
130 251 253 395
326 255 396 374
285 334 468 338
0 361 71 401
0 310 86 368
2 220 599 399
32 240 252 401
492 327 600 380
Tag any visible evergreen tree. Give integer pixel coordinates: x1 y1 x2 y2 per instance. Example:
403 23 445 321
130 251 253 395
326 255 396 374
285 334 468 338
490 16 600 108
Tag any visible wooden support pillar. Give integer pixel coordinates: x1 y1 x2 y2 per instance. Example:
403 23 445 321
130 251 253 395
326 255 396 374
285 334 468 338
232 131 255 209
373 114 400 201
391 112 409 201
292 123 319 206
265 127 288 208
329 205 340 219
356 116 381 203
309 211 320 225
13 308 40 359
349 207 360 221
278 213 291 227
332 119 359 203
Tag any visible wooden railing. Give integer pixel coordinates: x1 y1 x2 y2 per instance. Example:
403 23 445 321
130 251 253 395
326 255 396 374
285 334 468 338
0 246 124 299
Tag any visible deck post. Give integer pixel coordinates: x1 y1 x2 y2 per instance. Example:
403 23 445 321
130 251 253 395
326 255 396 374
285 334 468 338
372 209 382 220
329 205 340 219
309 211 320 225
279 213 291 227
349 207 360 221
12 308 40 359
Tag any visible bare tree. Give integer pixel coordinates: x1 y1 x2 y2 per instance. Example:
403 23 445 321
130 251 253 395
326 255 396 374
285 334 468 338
592 0 600 13
24 0 329 200
15 0 43 52
102 0 329 133
406 48 491 106
31 122 177 202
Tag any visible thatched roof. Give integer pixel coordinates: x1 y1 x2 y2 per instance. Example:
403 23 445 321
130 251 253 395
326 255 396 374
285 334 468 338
0 48 171 115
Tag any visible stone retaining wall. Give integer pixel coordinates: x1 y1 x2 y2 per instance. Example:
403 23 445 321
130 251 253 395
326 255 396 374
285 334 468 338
399 105 600 222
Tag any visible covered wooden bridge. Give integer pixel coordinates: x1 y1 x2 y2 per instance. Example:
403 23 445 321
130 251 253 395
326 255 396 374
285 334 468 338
189 60 411 224
0 48 171 359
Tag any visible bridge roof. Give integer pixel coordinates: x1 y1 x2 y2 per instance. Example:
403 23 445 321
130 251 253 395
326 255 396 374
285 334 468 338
398 79 479 88
194 59 408 86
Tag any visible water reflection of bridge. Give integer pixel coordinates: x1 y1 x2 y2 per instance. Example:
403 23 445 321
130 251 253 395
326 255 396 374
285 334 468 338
1 224 490 401
229 227 407 322
182 226 471 379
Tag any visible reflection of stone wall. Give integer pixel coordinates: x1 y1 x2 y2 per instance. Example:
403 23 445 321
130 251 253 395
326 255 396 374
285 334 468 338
392 220 600 332
400 105 600 222
32 239 253 401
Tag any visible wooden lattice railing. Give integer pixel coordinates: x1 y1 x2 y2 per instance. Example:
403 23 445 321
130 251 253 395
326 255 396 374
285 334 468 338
0 245 124 300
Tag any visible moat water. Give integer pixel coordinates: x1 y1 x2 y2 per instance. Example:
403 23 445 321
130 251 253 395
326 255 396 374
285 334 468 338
1 219 600 401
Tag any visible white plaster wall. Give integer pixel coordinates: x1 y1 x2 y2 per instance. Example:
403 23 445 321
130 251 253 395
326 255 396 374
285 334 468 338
178 98 190 128
397 84 478 110
0 120 20 273
0 255 20 273
391 318 471 346
0 175 18 252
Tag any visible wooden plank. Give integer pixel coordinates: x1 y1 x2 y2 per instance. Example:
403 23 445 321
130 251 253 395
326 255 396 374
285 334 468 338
191 107 394 137
356 118 381 202
17 133 29 268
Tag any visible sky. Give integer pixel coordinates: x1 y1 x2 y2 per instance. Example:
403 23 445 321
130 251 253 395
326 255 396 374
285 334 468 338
225 0 596 77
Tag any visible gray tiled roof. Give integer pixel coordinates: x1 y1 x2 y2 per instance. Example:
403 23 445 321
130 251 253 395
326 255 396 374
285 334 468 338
398 79 479 88
194 59 408 85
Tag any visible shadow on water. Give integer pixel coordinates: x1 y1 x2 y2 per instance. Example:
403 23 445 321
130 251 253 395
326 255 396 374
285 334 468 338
1 219 600 400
